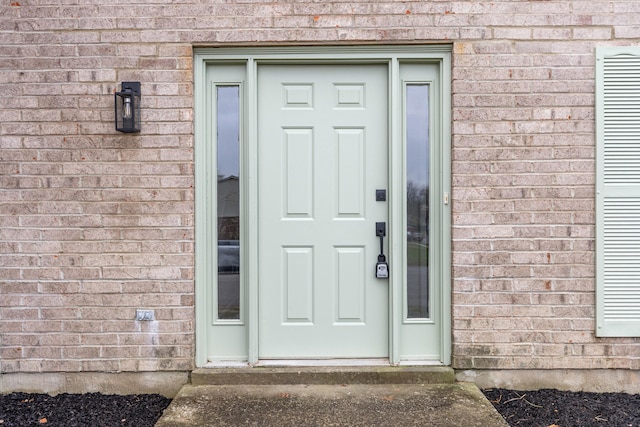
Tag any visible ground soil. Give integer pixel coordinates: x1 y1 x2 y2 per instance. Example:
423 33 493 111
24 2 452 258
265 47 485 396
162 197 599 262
1 389 638 426
483 388 640 427
0 392 170 427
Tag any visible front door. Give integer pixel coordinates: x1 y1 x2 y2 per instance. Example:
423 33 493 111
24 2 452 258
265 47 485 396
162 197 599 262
195 47 452 366
258 64 389 359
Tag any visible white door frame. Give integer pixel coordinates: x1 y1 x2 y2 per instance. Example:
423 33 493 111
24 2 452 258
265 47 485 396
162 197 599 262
194 45 452 366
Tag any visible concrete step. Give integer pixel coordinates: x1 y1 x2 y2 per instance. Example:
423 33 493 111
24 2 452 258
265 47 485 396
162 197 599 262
155 382 509 427
190 366 456 386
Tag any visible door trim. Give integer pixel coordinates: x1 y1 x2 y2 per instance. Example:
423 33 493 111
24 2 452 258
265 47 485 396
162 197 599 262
194 45 452 367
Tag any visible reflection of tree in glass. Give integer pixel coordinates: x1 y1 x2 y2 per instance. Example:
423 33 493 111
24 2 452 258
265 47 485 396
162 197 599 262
407 180 429 244
407 180 429 318
217 175 240 240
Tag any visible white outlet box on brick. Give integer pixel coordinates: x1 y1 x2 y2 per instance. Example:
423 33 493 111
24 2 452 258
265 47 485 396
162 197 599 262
136 309 155 321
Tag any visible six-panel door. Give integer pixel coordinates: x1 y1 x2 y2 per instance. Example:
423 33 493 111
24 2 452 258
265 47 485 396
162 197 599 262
257 64 389 358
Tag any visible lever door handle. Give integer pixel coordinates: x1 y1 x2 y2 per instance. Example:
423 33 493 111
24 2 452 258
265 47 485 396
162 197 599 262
375 222 389 279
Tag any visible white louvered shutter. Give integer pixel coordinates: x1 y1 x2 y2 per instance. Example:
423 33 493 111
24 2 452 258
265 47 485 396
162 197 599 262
596 47 640 337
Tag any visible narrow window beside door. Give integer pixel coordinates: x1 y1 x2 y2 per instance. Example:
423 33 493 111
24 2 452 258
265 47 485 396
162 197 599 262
406 84 429 319
217 85 241 320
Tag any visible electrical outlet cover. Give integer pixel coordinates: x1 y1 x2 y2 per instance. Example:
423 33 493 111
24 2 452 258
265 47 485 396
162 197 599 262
136 309 155 321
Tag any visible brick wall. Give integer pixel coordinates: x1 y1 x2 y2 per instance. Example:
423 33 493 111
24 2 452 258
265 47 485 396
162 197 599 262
449 2 640 370
1 0 639 374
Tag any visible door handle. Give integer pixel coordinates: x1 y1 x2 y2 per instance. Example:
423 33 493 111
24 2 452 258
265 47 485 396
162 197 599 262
375 222 389 279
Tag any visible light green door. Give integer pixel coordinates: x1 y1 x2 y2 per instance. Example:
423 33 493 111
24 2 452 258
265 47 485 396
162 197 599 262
258 64 389 358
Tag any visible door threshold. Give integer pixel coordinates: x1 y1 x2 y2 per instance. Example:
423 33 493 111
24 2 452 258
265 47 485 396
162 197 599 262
203 359 444 368
256 359 391 367
203 358 392 368
203 361 252 368
398 360 444 366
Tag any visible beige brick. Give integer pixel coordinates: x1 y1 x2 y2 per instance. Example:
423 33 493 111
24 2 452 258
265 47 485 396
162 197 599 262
4 0 640 378
39 333 82 347
63 347 101 359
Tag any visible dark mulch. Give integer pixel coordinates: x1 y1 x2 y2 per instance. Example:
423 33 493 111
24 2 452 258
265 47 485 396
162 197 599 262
483 388 640 427
0 392 171 427
2 389 639 426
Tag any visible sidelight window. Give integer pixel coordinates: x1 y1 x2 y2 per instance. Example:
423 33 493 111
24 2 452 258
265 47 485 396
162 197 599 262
216 85 241 321
406 84 430 319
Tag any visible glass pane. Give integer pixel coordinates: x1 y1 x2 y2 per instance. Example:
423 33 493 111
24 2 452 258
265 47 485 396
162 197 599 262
217 86 240 320
406 84 429 319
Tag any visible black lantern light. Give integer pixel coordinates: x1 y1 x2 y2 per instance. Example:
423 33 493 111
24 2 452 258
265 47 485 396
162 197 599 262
115 81 141 133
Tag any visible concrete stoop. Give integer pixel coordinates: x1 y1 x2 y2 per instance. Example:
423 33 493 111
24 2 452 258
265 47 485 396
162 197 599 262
155 367 509 427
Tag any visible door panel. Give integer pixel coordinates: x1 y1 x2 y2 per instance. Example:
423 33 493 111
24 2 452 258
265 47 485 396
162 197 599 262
336 247 365 322
282 246 313 322
336 129 365 215
258 64 388 358
283 129 313 217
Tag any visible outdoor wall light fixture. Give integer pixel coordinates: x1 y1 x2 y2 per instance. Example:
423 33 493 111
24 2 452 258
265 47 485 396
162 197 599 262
115 81 141 133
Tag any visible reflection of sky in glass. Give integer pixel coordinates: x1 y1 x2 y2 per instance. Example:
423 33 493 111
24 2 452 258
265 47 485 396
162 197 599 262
406 85 429 187
217 86 240 178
